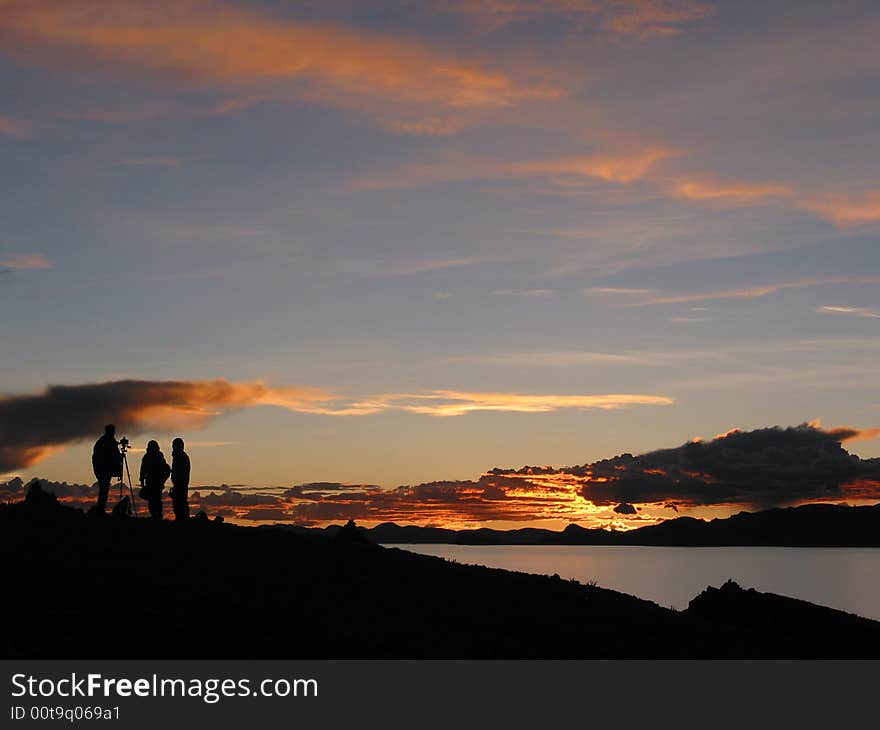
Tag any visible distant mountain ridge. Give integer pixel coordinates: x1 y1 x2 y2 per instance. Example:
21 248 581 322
284 502 880 546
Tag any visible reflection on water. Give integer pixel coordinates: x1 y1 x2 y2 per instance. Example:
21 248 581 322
394 544 880 620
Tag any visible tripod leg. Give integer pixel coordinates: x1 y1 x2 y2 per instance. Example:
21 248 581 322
123 454 138 517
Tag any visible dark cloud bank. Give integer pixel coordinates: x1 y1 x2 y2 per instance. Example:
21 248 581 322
0 379 320 471
576 424 880 508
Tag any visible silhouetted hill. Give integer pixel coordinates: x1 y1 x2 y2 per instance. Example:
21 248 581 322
292 502 880 546
4 496 880 658
686 580 880 653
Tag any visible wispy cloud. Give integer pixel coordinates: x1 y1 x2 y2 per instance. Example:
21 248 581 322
666 180 880 228
511 147 673 184
345 255 504 277
586 276 880 306
583 286 659 297
808 419 880 443
801 192 880 227
384 117 475 137
461 337 880 370
491 288 555 296
351 147 672 191
465 348 723 367
347 390 674 417
644 280 837 306
440 0 711 37
668 177 791 203
816 305 880 319
353 146 880 229
465 351 643 366
0 115 32 138
0 253 52 270
0 0 556 133
352 144 875 236
121 156 182 168
830 427 880 443
665 364 880 392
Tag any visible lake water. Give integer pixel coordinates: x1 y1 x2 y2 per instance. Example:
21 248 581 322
394 544 880 620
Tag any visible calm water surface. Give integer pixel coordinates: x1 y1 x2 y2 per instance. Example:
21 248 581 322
394 544 880 620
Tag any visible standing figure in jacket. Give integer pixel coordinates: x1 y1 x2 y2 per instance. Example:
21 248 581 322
140 440 170 520
92 424 122 514
169 437 191 522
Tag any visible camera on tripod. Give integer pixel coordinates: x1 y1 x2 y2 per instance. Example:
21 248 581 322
115 436 137 516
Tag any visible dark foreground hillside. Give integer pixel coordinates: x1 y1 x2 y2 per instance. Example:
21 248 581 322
4 494 880 658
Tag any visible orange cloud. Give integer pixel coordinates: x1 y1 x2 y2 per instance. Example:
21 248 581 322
814 422 880 443
349 390 674 417
512 147 673 183
842 428 880 443
665 178 880 226
599 0 711 36
714 427 740 440
587 275 880 306
802 191 880 227
469 347 723 367
384 117 475 137
0 253 52 270
646 281 834 305
669 177 791 203
0 445 64 470
0 0 555 132
442 0 711 37
352 146 672 190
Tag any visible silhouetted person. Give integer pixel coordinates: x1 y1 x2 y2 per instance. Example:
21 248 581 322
92 424 122 514
170 437 191 522
139 440 170 520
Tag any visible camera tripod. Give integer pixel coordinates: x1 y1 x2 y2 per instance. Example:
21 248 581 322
117 437 139 516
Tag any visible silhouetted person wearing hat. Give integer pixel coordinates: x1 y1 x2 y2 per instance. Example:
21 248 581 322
139 440 170 520
92 424 122 514
170 438 191 522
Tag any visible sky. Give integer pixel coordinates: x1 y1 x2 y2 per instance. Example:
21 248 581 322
2 0 880 527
